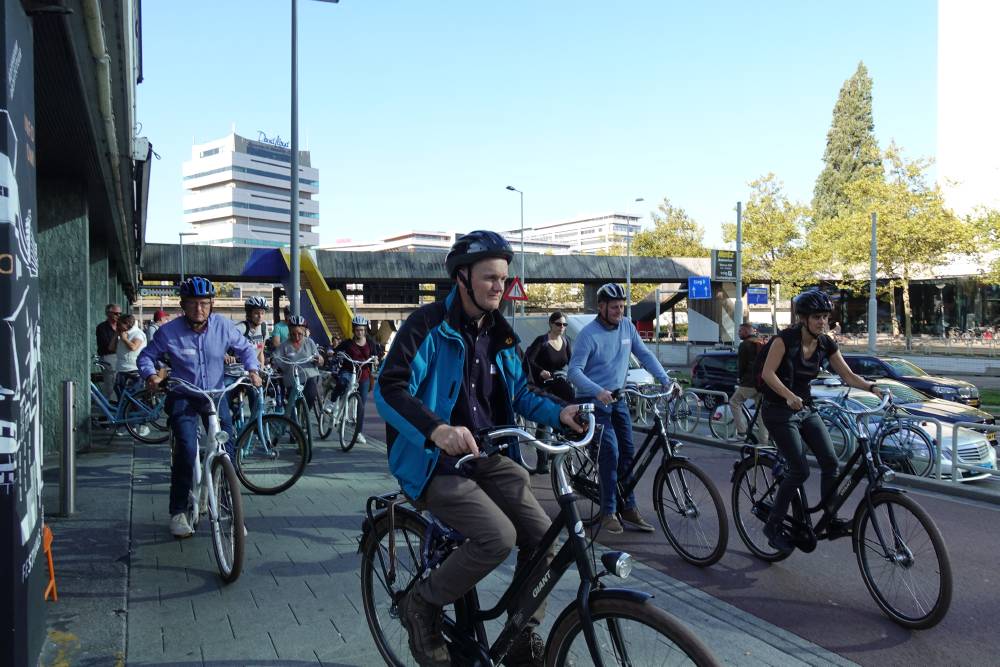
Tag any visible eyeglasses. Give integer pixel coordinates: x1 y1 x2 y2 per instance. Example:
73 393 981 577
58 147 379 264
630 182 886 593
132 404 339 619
109 312 121 317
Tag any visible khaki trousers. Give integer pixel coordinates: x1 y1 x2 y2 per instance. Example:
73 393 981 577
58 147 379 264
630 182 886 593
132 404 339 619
730 385 769 442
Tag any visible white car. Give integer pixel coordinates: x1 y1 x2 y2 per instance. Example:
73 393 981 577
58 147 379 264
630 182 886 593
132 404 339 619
811 379 997 482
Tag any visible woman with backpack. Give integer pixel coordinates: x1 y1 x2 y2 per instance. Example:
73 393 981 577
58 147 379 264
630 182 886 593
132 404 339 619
759 289 882 552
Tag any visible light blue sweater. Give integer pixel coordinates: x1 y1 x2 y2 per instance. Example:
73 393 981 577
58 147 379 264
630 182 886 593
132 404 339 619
568 316 670 398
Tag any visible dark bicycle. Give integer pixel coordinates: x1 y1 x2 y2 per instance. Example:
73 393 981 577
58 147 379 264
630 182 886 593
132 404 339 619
559 384 728 567
358 405 720 666
730 392 953 629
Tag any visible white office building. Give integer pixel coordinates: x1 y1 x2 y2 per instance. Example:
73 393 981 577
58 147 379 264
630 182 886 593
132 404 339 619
505 213 641 255
322 230 572 255
182 132 320 248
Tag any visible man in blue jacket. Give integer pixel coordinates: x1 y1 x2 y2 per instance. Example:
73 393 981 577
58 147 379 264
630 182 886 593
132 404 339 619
375 230 583 667
568 282 671 535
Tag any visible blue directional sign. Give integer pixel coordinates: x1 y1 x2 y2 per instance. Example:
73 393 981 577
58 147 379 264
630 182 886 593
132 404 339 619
747 286 769 305
688 276 712 300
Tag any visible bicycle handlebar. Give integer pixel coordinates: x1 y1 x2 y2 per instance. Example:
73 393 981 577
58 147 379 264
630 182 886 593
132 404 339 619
164 374 253 403
616 384 681 401
271 354 321 366
453 405 597 469
813 390 892 416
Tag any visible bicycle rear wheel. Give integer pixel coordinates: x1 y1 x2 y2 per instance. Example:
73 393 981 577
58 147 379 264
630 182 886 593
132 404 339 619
653 459 727 566
708 404 736 441
853 491 952 629
555 445 601 526
210 455 245 583
674 393 700 434
730 455 801 562
820 412 853 461
124 390 170 444
339 392 361 451
877 425 934 477
234 414 307 494
546 596 720 666
360 510 435 667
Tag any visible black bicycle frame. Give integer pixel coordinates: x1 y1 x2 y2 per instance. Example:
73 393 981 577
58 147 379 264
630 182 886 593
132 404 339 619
604 412 679 506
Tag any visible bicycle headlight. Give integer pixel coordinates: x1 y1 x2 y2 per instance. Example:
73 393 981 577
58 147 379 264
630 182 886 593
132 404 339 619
601 551 633 579
880 466 896 483
214 431 230 445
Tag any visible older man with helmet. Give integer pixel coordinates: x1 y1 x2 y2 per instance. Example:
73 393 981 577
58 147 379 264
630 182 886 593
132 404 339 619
375 230 585 667
138 277 262 538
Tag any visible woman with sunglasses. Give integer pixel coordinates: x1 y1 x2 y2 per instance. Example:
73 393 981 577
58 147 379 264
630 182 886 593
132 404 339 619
523 312 575 474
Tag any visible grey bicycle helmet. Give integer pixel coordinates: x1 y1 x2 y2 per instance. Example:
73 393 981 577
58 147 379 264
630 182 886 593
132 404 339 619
596 283 627 302
287 315 307 327
244 296 268 310
793 289 833 316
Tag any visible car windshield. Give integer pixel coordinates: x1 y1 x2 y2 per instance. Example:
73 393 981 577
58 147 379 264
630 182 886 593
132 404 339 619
878 381 929 403
849 395 884 411
882 358 927 376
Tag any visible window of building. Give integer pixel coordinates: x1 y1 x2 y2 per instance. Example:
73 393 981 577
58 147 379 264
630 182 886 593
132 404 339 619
199 147 220 158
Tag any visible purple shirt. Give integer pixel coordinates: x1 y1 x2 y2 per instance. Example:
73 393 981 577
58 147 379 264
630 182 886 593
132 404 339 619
137 314 259 390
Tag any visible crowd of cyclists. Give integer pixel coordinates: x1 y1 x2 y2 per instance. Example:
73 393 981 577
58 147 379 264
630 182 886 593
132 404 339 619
97 227 945 665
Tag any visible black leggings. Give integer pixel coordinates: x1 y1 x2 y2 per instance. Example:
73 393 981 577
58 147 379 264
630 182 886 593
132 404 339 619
761 403 840 528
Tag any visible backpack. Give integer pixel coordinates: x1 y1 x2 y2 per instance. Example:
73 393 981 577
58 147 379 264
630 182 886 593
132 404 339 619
752 328 832 393
238 320 268 340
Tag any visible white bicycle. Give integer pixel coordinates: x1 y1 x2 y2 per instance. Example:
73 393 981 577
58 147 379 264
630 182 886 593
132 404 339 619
165 375 249 583
320 354 379 452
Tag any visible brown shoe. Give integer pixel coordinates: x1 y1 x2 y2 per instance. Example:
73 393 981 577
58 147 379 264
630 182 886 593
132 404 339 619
398 589 450 666
600 514 624 535
619 507 655 533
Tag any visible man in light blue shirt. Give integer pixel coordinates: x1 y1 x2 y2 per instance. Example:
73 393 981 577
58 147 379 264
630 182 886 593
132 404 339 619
568 283 670 535
138 277 261 538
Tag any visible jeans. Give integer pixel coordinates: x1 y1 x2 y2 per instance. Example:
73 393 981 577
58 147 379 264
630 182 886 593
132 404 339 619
331 372 369 432
761 403 840 530
167 394 235 515
592 398 637 516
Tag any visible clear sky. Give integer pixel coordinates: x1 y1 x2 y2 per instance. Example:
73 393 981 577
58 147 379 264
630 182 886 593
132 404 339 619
138 0 937 249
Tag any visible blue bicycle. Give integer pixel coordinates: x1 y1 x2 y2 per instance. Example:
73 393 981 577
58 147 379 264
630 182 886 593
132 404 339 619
90 357 168 444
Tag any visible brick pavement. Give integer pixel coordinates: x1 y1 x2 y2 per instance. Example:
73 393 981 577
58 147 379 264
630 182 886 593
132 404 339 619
42 423 857 666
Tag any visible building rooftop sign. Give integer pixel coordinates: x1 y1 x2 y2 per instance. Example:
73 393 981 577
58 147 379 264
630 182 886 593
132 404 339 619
256 131 290 150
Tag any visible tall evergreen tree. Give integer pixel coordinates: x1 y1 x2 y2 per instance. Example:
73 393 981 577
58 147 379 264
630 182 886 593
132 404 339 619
812 62 883 222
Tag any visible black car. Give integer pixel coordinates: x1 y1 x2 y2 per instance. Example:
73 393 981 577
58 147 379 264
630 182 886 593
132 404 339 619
842 354 981 408
690 350 738 407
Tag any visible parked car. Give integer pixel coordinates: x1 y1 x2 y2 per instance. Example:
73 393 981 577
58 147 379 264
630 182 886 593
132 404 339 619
690 350 737 407
841 354 981 408
811 378 996 481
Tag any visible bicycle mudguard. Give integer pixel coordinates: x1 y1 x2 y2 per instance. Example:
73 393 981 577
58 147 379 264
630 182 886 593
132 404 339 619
545 587 654 647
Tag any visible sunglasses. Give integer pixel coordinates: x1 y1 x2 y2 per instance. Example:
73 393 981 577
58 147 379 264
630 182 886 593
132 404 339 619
553 322 568 327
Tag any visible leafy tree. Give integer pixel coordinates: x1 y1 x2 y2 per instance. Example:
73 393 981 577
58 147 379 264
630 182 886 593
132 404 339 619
526 283 581 311
810 143 974 347
723 174 815 332
631 199 708 257
812 62 883 222
971 208 1000 285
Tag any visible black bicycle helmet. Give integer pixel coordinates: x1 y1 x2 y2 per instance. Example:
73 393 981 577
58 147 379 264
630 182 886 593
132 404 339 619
793 289 833 316
445 230 514 278
596 283 627 302
179 276 216 298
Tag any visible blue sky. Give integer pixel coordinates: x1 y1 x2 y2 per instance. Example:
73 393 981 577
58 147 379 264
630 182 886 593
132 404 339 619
138 0 937 248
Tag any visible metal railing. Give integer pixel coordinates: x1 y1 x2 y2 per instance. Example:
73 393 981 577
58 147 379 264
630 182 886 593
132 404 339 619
680 387 733 430
948 422 1000 484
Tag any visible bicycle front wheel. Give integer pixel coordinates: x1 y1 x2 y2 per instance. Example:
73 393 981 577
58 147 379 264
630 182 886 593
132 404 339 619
555 445 601 526
854 491 952 629
708 405 736 441
820 412 853 462
546 596 720 666
339 392 361 451
234 414 307 494
360 509 435 667
210 456 245 583
877 425 935 477
316 386 336 440
653 459 727 566
674 392 700 433
731 455 801 562
124 390 170 444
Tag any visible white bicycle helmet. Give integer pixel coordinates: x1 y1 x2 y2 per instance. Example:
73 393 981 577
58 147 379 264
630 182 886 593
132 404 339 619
351 315 369 328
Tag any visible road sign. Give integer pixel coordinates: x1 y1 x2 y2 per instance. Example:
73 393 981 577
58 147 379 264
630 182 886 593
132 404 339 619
687 276 711 300
747 285 768 305
711 249 737 281
503 277 528 301
139 286 179 297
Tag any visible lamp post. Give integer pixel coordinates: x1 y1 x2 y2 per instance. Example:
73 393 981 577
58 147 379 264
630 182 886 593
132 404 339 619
936 281 947 338
290 0 339 317
626 197 643 318
178 232 196 283
505 186 524 316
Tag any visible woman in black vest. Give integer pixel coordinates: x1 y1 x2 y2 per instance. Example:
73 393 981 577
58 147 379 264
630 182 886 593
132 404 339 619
524 311 575 473
760 289 881 552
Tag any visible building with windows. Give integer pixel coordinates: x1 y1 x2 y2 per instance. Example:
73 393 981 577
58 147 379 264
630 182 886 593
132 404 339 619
182 132 320 248
322 230 572 255
504 213 641 254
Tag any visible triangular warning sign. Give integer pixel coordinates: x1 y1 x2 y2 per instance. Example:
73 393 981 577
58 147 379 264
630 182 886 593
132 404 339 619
503 277 528 301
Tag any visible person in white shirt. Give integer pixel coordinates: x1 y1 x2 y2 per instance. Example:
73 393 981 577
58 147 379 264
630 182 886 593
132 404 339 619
115 313 147 398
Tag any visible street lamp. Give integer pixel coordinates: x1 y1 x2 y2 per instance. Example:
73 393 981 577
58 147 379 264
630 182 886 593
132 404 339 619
626 197 644 318
290 0 339 317
505 186 524 316
178 232 196 283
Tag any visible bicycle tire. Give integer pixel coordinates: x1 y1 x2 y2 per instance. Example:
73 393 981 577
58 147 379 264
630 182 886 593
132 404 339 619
546 596 720 667
210 455 245 583
316 387 336 440
294 398 314 463
653 459 728 566
730 455 803 562
234 414 307 494
877 424 935 477
360 510 442 666
708 404 736 441
853 490 952 629
675 392 700 433
555 445 601 526
339 392 362 451
124 391 170 444
820 412 853 462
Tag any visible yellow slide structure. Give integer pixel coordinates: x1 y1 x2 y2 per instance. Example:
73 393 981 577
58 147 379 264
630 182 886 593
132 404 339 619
279 249 354 345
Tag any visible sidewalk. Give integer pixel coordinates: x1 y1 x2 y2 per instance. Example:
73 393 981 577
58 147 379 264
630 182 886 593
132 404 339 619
40 431 857 666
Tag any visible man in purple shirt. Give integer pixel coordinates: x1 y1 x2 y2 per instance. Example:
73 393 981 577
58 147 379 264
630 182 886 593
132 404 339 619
138 277 262 538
